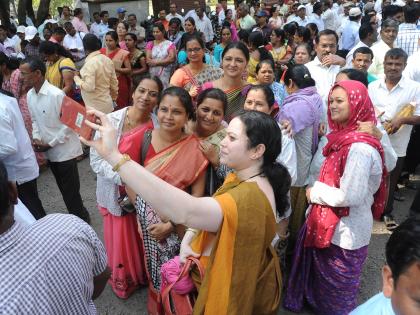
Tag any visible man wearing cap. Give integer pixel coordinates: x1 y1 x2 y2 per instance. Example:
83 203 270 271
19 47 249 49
117 8 127 22
15 26 26 53
23 26 41 58
292 5 309 26
252 11 272 40
72 8 88 33
341 7 362 50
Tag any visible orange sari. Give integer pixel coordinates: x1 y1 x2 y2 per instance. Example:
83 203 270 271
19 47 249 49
136 134 209 290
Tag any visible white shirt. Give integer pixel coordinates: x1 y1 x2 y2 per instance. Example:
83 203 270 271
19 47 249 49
369 77 420 157
27 80 82 162
306 57 341 122
305 3 314 16
368 39 395 79
310 142 383 250
184 9 198 23
63 32 85 60
166 13 184 25
0 93 38 184
345 40 368 68
341 20 360 50
290 16 309 27
322 8 338 30
403 50 420 83
89 22 102 39
308 13 325 31
195 16 214 43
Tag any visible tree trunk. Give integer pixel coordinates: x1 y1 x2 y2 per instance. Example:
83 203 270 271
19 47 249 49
151 0 170 17
0 0 11 28
18 0 27 25
35 0 50 26
26 0 36 25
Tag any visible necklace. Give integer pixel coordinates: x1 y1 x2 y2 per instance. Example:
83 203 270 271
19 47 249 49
125 109 133 128
238 171 264 184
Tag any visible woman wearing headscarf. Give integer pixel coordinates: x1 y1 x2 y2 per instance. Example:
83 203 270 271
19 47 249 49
284 80 388 315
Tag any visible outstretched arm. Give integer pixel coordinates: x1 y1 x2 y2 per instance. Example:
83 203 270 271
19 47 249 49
82 110 223 232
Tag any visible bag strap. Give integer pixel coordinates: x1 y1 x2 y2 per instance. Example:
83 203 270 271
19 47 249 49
140 129 152 166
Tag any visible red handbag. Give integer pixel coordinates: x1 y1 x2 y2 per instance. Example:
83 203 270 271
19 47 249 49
147 284 164 315
161 257 205 315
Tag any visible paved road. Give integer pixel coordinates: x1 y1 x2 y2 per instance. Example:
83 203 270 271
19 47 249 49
37 158 416 315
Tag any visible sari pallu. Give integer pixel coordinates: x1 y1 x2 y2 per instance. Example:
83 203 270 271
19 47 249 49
100 47 130 110
182 66 223 96
191 173 282 315
202 82 250 122
135 134 209 290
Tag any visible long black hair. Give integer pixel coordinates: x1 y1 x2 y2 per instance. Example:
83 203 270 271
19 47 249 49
237 111 291 217
39 41 74 60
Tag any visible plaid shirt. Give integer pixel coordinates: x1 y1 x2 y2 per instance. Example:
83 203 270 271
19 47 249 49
396 23 420 57
23 42 40 57
0 214 107 314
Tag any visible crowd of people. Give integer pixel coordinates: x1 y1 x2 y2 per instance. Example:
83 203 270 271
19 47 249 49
1 0 420 314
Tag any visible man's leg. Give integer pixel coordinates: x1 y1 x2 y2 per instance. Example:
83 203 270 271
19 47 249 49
383 157 405 225
17 178 47 220
49 159 90 223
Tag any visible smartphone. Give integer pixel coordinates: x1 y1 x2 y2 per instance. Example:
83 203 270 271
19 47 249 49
59 96 95 140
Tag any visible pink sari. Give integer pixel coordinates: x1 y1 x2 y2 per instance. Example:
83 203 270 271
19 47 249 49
99 121 153 299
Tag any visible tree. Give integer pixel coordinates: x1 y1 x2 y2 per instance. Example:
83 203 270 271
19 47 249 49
0 0 11 28
36 0 51 24
17 0 36 26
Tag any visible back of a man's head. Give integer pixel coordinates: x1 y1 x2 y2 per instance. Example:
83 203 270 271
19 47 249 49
382 218 420 315
83 33 101 53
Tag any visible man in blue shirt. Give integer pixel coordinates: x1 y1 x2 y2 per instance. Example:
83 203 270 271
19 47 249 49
351 218 420 315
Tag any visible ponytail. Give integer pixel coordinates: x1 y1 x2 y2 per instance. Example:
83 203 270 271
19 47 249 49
263 161 291 218
237 110 291 218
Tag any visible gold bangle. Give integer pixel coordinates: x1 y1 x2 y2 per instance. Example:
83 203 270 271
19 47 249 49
186 228 198 234
112 154 131 172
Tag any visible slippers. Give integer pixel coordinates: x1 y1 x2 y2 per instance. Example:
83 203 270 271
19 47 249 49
383 215 398 231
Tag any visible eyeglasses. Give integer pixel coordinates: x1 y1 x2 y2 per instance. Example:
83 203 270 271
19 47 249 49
186 47 202 53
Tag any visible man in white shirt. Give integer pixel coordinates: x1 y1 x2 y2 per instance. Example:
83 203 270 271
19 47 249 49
368 18 399 79
346 22 378 68
291 5 309 26
195 7 214 47
368 48 420 227
322 0 339 30
184 1 201 22
308 2 325 31
20 57 91 224
0 91 46 220
96 10 110 42
63 22 85 62
341 7 362 50
166 3 185 26
403 50 420 82
396 5 420 57
89 12 102 39
306 29 346 122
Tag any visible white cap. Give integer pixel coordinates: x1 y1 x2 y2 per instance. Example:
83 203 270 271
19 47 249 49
17 25 26 33
297 4 306 10
349 7 362 16
25 26 38 40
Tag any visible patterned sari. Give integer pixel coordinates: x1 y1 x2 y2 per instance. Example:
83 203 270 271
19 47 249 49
181 65 223 94
100 47 130 110
146 40 175 89
135 134 209 290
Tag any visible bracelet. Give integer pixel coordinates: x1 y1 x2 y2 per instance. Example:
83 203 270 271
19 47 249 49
186 228 198 234
112 154 131 172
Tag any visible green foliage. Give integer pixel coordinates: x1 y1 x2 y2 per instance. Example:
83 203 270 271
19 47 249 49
32 0 73 13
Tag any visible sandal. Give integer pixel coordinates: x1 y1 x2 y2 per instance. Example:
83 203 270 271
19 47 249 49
383 215 398 231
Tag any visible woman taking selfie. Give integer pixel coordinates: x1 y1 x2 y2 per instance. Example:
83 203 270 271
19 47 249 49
90 74 163 299
82 107 290 314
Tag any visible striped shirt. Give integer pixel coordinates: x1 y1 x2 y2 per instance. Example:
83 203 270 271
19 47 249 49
0 214 107 315
396 23 420 57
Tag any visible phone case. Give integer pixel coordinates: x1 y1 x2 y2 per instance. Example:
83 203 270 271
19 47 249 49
59 96 95 140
